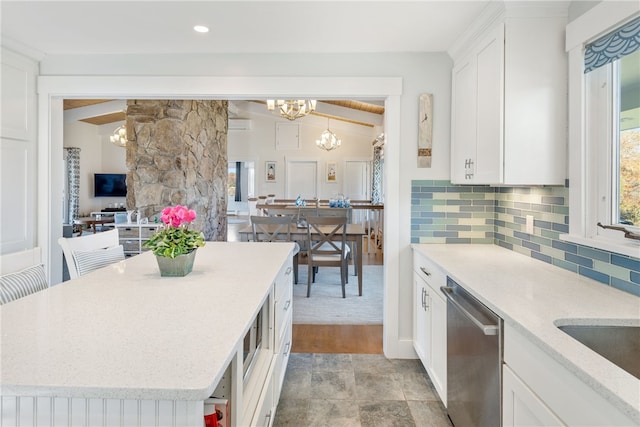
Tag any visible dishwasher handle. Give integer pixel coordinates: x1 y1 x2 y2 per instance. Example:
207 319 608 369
440 286 499 336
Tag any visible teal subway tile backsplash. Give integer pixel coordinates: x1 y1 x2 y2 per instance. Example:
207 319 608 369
411 180 640 297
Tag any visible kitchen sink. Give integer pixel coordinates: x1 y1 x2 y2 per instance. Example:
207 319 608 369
557 324 640 379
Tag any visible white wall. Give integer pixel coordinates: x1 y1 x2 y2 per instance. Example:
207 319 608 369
100 121 128 173
33 51 451 358
229 105 378 199
62 120 126 214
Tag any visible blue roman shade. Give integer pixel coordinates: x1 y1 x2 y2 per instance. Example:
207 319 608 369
584 16 640 73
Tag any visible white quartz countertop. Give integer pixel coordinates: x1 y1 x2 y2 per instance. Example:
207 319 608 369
412 244 640 422
0 242 293 401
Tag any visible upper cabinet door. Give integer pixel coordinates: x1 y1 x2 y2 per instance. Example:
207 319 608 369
450 6 567 186
451 24 504 185
474 24 504 184
451 56 477 184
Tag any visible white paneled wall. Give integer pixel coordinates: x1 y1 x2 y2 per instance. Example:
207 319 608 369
0 397 203 427
0 48 38 254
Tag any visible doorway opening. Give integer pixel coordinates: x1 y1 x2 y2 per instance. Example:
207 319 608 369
227 160 255 216
40 75 402 357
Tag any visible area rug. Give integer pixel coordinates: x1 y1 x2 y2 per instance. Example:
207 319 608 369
292 265 383 325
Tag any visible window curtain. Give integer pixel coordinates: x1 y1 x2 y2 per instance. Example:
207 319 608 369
235 161 242 202
372 146 384 205
64 147 81 223
584 16 640 73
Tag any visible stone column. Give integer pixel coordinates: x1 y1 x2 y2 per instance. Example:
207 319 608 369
126 100 228 241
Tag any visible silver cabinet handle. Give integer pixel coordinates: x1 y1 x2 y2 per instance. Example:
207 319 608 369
421 288 430 311
421 287 426 309
285 266 292 275
283 300 291 311
420 266 431 276
441 286 498 335
284 341 291 355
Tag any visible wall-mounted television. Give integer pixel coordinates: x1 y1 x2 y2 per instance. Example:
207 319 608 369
94 173 127 197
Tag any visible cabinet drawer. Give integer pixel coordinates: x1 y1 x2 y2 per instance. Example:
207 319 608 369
250 368 275 427
413 251 446 291
141 226 160 238
274 255 294 302
274 321 292 402
118 227 139 238
121 240 139 252
274 285 292 351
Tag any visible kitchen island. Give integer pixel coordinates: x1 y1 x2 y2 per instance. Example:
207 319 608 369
412 244 640 426
1 242 295 426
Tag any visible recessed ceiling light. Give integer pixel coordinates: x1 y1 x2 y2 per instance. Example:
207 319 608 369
193 25 209 33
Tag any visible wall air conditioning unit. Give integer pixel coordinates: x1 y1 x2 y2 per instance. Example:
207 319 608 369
228 119 252 131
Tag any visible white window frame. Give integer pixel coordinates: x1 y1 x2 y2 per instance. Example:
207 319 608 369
563 3 640 258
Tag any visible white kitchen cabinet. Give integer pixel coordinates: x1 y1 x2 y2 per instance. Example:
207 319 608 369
413 270 430 364
245 260 294 427
450 5 567 185
503 364 564 427
412 250 447 405
504 325 636 427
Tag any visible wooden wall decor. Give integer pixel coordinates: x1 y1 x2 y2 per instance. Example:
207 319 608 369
418 93 433 168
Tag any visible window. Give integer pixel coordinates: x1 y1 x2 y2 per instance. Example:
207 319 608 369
616 51 640 227
564 6 640 257
587 50 640 232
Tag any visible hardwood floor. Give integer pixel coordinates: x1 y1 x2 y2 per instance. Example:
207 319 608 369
292 324 383 354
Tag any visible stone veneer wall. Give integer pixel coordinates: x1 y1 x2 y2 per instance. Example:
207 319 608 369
411 180 640 296
126 100 228 241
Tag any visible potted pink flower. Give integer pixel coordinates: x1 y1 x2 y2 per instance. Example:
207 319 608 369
144 205 205 276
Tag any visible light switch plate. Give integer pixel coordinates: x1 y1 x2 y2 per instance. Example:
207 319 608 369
526 215 534 234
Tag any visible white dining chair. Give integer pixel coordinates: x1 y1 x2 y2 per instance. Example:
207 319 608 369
58 228 124 279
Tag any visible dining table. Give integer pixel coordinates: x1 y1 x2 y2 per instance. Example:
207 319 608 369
238 222 366 296
73 216 115 235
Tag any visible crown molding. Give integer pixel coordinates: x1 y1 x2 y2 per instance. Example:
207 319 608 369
1 36 46 62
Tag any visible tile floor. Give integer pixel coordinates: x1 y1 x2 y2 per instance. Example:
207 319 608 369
274 353 453 427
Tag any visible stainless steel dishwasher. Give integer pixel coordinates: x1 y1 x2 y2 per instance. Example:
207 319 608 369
441 277 502 427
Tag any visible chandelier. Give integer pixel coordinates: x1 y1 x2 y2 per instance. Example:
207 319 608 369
267 99 316 121
316 119 342 151
110 124 127 148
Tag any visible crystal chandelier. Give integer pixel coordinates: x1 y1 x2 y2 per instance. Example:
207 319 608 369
110 124 127 148
267 99 316 121
316 119 342 151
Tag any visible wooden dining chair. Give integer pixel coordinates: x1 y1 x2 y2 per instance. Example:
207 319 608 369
316 207 353 271
250 215 300 284
305 215 350 298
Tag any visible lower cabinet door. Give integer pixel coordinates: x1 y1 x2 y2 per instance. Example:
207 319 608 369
413 272 430 364
503 364 565 427
429 291 447 406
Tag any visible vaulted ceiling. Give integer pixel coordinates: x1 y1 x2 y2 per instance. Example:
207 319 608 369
63 99 385 128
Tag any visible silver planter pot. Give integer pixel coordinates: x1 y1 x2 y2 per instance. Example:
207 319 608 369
155 250 197 277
